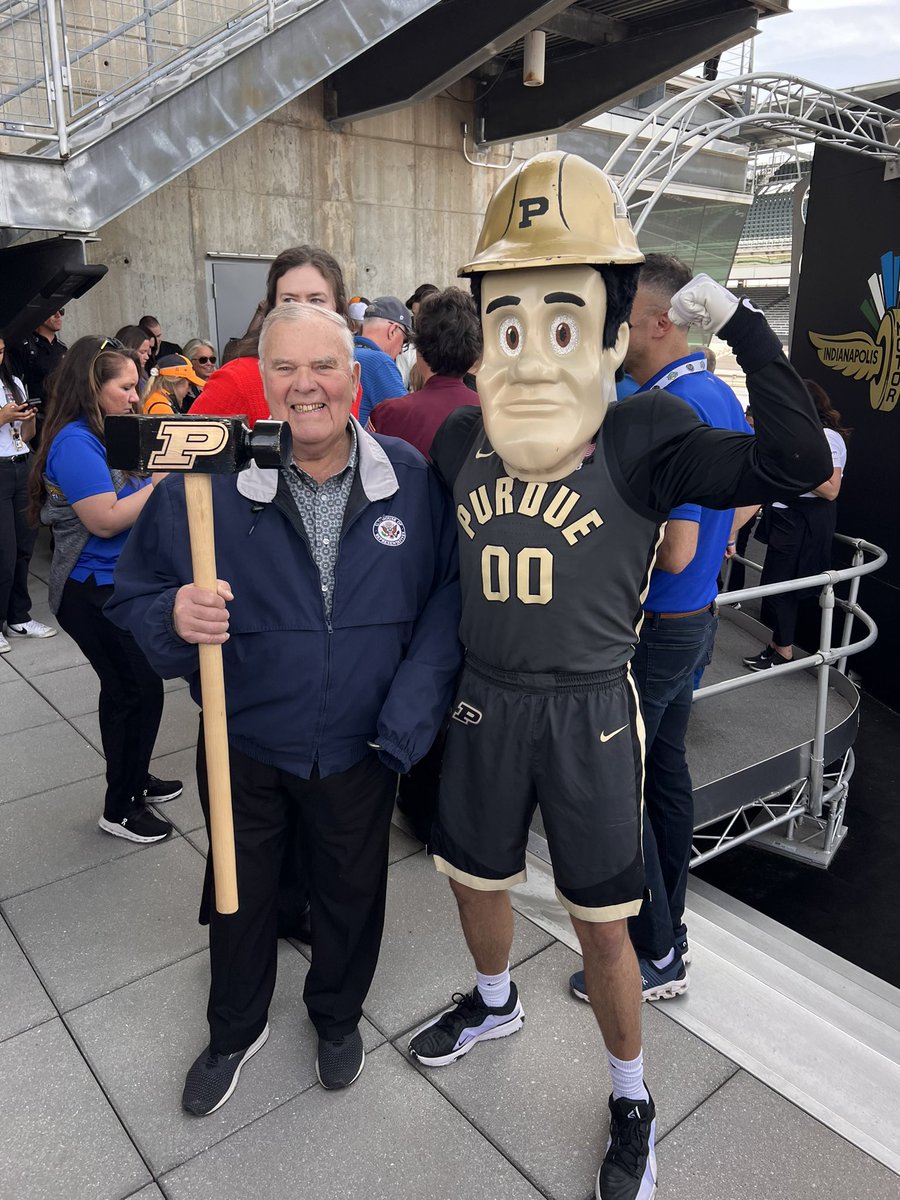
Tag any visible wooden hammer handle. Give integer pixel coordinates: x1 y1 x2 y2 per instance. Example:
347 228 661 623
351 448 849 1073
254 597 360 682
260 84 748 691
183 473 238 914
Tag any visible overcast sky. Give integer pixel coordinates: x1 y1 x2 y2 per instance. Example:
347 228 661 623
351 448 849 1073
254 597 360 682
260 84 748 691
751 0 900 91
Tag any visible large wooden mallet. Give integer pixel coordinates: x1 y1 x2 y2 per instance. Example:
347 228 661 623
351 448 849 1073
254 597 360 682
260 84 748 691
106 414 292 913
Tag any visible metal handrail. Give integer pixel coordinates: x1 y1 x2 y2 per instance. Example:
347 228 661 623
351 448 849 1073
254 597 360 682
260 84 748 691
694 533 886 832
1 0 323 153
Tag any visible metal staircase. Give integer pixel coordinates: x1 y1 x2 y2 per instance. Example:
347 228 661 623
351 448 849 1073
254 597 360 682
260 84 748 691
0 0 441 242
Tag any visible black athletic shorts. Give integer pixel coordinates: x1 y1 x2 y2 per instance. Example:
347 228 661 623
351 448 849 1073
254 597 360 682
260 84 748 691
432 655 646 922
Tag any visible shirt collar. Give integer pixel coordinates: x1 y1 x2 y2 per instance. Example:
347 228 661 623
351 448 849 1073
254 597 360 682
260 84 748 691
237 417 397 504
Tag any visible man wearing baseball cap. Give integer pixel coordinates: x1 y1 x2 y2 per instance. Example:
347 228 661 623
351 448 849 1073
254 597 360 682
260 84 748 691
354 296 412 426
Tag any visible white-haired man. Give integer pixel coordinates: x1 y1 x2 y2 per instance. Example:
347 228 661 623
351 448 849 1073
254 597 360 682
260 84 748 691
107 302 462 1112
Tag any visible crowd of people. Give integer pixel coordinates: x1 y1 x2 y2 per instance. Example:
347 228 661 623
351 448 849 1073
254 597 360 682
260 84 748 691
0 163 842 1198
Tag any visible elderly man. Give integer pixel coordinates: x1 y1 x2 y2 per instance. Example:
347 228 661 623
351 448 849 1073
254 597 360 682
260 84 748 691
354 295 413 426
107 302 461 1113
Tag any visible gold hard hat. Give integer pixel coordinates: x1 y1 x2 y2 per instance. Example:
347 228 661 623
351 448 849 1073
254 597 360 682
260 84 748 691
460 151 643 276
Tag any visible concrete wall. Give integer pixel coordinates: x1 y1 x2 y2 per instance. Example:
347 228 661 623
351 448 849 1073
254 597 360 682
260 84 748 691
67 85 553 347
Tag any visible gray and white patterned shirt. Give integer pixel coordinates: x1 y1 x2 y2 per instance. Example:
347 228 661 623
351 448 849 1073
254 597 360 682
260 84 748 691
282 424 358 621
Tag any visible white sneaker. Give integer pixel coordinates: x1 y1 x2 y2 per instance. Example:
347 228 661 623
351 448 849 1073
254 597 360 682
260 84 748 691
7 619 57 639
0 632 10 654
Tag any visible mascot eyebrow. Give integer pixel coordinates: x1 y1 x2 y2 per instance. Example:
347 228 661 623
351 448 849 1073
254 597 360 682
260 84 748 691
544 292 585 306
485 292 586 314
485 295 520 313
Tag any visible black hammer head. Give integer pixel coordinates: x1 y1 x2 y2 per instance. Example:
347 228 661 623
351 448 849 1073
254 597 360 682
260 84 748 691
104 415 292 473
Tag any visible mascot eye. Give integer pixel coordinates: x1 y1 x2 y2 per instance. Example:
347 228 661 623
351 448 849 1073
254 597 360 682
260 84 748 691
499 316 524 356
550 315 579 355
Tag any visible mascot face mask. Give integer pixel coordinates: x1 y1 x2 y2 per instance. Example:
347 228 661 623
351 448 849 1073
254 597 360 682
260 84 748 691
478 265 627 481
461 151 643 482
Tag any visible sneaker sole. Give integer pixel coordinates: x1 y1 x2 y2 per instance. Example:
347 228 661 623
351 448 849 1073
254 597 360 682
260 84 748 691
146 787 183 803
0 643 10 654
409 1005 525 1067
316 1046 365 1090
7 629 57 638
98 816 172 843
570 981 590 1003
186 1024 269 1116
642 975 689 1002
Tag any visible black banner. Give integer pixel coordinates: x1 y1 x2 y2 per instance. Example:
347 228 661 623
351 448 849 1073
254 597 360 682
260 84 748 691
790 93 900 709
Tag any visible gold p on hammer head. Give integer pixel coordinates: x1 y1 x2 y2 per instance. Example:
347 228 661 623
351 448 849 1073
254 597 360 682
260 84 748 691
104 415 291 473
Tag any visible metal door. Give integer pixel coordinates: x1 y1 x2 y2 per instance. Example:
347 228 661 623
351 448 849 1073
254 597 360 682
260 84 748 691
206 257 273 354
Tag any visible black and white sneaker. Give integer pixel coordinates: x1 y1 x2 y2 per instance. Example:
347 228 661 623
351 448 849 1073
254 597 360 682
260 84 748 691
143 773 183 803
316 1027 365 1089
408 984 524 1067
597 1092 657 1200
98 801 172 843
182 1024 269 1116
743 646 791 671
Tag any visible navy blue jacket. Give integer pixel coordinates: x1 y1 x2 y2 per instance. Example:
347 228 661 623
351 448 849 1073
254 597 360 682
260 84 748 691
106 422 462 779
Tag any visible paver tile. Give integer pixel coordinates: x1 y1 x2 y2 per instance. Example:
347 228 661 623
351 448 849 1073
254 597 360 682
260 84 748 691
68 944 384 1175
400 941 737 1200
0 677 61 733
0 719 105 805
0 1019 150 1200
657 1069 900 1199
4 837 207 1011
0 917 55 1043
364 849 554 1040
0 773 144 899
161 1042 543 1200
28 662 103 717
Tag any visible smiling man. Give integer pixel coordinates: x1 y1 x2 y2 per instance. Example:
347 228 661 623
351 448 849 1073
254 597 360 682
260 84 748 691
107 302 462 1113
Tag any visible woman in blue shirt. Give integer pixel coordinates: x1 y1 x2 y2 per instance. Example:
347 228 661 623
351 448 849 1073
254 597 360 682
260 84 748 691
28 339 178 842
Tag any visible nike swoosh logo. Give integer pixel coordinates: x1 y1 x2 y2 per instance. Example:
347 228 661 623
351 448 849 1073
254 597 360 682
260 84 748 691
599 725 627 743
475 446 496 459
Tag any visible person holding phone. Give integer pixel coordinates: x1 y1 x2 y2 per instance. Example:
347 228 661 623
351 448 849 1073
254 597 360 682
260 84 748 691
0 333 56 653
27 337 178 839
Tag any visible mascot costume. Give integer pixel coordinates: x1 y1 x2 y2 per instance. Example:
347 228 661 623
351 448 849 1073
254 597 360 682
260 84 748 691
408 151 830 1200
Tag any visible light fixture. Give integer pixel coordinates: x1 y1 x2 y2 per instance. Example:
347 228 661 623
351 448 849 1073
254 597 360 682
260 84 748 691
523 30 545 87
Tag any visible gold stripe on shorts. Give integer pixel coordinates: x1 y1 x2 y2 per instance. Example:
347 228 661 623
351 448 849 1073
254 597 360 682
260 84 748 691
433 856 526 891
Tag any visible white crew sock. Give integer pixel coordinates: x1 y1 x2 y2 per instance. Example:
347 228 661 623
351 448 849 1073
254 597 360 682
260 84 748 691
652 947 675 970
476 964 511 1009
608 1049 650 1102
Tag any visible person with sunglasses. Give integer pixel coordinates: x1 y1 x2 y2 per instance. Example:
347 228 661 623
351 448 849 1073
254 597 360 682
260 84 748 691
27 337 180 843
7 307 68 408
182 340 217 412
354 297 412 428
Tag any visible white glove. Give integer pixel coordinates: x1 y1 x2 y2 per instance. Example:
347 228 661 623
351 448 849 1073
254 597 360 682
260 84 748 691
668 273 740 334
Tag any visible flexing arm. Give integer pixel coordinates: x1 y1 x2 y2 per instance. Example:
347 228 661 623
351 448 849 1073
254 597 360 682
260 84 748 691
613 284 832 513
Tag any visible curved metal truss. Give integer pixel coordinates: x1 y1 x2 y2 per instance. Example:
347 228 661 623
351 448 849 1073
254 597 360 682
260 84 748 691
604 72 900 232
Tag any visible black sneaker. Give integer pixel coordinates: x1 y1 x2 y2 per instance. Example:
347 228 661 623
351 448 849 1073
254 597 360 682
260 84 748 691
143 773 183 803
316 1027 365 1089
182 1024 269 1116
98 801 172 843
743 646 791 671
408 984 524 1067
597 1092 657 1200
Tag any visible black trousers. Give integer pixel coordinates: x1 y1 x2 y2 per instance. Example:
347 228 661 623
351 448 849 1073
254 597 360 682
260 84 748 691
760 501 836 648
56 575 164 820
196 733 396 1052
0 457 37 626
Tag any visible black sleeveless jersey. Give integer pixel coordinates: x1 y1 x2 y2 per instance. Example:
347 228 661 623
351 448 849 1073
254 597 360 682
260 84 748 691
445 420 661 672
430 302 833 675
